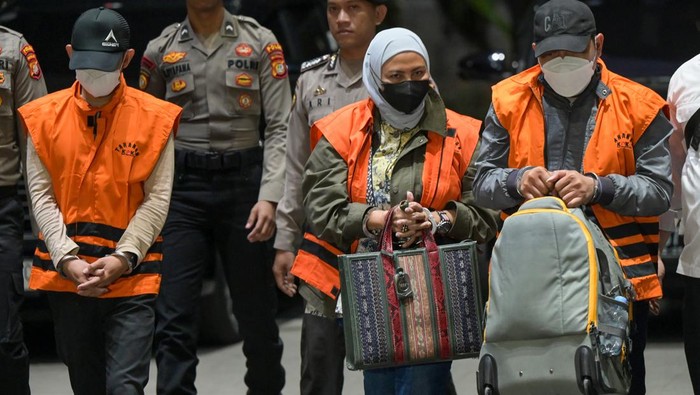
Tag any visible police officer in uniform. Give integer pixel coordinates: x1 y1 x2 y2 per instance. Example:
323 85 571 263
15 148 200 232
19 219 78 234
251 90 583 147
272 1 387 393
0 26 46 395
140 0 291 394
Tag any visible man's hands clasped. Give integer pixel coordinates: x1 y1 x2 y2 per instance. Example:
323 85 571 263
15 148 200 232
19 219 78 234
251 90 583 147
62 255 131 297
518 167 596 207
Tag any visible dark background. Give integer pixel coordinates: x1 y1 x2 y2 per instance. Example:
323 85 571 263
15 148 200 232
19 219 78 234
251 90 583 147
0 0 334 92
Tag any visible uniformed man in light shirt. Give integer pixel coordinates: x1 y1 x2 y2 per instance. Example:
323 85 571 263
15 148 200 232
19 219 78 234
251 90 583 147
272 1 387 393
140 0 292 393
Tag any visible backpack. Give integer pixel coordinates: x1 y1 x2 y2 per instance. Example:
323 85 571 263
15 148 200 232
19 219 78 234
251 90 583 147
477 196 633 395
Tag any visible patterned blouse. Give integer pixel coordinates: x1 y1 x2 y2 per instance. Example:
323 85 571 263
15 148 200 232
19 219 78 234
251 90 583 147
358 120 420 252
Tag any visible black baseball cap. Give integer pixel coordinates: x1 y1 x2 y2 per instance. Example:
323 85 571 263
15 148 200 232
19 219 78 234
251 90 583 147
69 7 130 71
533 0 596 57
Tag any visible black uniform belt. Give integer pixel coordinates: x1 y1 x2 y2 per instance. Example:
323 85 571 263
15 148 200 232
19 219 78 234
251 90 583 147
0 185 17 199
175 148 263 171
686 108 700 151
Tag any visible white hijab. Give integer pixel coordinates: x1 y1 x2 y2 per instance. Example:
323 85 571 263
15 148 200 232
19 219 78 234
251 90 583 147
363 27 431 130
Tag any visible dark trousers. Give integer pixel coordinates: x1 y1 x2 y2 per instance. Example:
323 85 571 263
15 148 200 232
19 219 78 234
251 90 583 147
48 292 156 395
629 300 650 395
154 164 284 395
0 195 30 395
300 313 345 395
363 362 452 395
682 275 700 394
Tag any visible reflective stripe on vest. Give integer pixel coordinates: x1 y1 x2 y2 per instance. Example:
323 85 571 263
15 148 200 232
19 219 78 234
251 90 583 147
493 60 665 300
290 233 344 299
591 207 661 300
29 222 164 297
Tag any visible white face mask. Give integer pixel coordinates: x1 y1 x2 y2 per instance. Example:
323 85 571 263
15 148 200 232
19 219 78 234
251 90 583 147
540 56 595 98
76 68 121 98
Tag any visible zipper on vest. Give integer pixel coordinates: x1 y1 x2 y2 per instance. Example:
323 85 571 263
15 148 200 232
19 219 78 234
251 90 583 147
87 111 102 140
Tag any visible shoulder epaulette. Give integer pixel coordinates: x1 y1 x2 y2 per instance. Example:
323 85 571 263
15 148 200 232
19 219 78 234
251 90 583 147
0 25 23 39
235 15 261 28
159 22 180 38
301 54 332 73
155 23 181 53
327 53 338 70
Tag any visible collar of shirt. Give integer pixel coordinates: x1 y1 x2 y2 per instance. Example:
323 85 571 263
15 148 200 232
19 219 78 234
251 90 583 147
318 53 362 89
179 9 238 45
335 55 363 88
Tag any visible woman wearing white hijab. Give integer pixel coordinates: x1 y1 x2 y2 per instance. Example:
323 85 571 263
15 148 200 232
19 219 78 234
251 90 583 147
298 27 498 394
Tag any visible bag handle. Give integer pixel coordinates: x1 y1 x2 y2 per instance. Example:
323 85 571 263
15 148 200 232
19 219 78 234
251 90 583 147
377 205 451 360
379 205 441 302
379 205 439 256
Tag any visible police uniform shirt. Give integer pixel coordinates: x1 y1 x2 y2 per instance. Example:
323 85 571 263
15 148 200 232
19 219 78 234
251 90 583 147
0 27 47 186
140 11 291 202
274 53 368 252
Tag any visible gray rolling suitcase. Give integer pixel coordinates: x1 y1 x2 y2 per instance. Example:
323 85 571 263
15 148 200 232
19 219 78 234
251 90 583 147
476 197 633 395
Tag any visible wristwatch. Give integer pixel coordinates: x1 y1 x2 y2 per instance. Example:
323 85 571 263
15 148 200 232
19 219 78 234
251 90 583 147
436 211 452 235
111 251 138 273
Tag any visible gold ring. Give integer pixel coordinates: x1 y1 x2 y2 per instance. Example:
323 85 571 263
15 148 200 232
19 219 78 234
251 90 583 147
399 200 409 210
401 224 409 233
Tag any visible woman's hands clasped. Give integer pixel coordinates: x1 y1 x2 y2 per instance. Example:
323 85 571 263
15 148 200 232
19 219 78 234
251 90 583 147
392 192 432 248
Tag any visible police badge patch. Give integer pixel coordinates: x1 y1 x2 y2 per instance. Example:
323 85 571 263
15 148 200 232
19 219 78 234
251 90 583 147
171 79 187 92
139 71 149 90
238 93 253 109
235 43 253 57
265 42 288 80
163 51 187 64
235 73 253 87
20 44 41 80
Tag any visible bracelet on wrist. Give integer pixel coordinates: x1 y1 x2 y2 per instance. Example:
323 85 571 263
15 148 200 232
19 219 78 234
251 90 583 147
110 251 137 274
585 172 602 203
423 208 437 234
362 211 381 239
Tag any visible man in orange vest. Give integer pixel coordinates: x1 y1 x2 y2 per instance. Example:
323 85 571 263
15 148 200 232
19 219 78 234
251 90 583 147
18 7 181 394
472 0 672 393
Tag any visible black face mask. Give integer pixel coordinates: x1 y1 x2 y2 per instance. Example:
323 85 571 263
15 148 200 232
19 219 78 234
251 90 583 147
380 79 431 114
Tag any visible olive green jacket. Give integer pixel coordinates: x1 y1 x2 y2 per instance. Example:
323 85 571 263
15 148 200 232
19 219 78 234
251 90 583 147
302 91 498 253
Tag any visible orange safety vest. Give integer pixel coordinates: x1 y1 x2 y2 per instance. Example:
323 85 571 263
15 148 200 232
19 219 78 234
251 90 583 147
19 79 182 298
492 60 667 300
290 98 481 299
